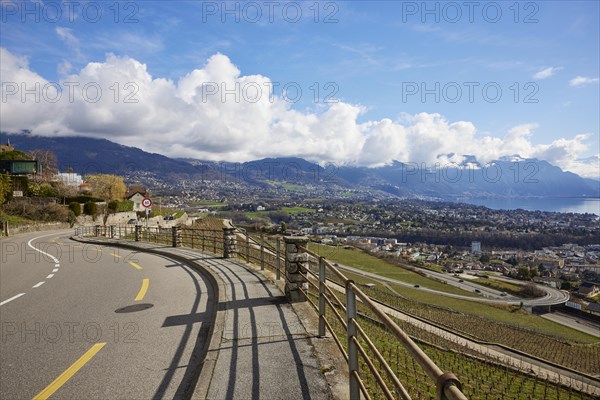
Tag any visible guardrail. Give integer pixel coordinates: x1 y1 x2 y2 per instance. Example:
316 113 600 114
236 230 284 280
74 225 467 399
297 245 467 400
233 232 466 399
74 224 224 254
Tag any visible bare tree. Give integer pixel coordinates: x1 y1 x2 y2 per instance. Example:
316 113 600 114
29 149 58 181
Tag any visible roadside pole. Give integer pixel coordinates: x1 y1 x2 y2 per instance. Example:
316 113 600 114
145 208 149 240
141 197 153 241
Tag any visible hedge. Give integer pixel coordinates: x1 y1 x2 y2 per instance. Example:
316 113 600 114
65 195 103 204
107 200 134 213
68 201 81 216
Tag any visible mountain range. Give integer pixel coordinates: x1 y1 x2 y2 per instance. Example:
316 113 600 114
2 133 598 199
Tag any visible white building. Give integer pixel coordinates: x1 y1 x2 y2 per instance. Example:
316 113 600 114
128 193 146 212
57 172 83 187
471 241 482 254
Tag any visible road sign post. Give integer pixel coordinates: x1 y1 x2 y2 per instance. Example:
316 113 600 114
145 209 149 239
142 198 152 240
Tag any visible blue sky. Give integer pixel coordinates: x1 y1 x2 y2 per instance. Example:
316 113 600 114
1 1 599 176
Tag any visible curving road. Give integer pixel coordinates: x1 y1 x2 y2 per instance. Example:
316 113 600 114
335 262 569 307
0 230 215 399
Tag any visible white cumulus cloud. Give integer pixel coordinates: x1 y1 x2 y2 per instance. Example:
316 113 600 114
0 48 597 178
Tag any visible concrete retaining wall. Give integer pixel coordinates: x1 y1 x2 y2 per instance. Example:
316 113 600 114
2 222 70 236
106 211 137 225
75 211 189 227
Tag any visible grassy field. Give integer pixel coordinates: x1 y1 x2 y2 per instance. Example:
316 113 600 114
244 206 314 221
418 262 445 273
337 266 597 344
308 242 477 297
473 276 524 295
151 207 184 218
264 181 305 191
243 211 271 220
281 183 305 191
310 243 598 344
191 200 227 207
0 213 35 225
281 206 314 213
391 283 598 344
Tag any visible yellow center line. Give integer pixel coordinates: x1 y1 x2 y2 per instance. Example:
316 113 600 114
135 279 149 301
111 253 121 259
32 342 106 400
128 261 143 270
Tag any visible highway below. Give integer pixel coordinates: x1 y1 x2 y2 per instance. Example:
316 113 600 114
335 262 569 307
0 230 215 399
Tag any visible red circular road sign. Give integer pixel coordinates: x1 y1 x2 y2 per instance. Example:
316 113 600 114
141 197 153 208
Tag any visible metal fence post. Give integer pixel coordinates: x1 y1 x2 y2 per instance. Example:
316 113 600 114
260 233 265 270
276 239 281 280
245 232 250 263
319 257 326 337
346 282 360 400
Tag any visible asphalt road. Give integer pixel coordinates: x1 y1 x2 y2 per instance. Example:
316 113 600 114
541 312 600 338
335 262 569 306
0 230 214 400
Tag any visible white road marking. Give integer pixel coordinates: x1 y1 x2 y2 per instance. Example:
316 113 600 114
2 232 65 306
27 234 61 263
0 293 25 306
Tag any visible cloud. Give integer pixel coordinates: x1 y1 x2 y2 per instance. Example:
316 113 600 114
567 155 600 179
1 48 597 178
533 66 561 80
57 60 73 76
56 27 79 48
55 27 82 59
569 76 600 87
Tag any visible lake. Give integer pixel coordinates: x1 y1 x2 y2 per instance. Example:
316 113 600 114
454 197 600 216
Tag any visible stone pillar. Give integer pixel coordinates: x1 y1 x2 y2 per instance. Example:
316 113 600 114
172 226 182 247
284 236 309 303
135 225 141 241
223 228 237 258
109 225 115 239
95 225 101 237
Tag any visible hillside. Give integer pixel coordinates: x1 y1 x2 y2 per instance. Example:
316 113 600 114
2 133 598 199
2 134 202 176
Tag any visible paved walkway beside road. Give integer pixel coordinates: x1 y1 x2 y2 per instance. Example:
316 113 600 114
73 235 334 400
